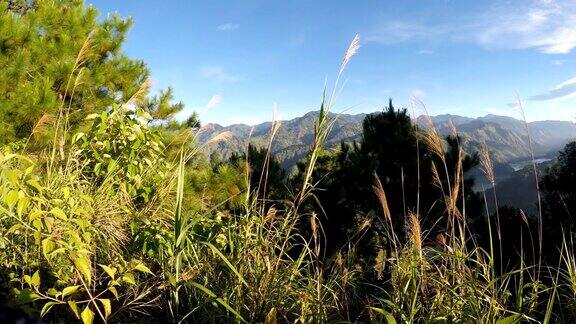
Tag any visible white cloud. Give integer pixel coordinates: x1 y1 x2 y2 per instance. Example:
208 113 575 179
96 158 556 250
200 66 241 83
410 88 425 98
529 77 576 101
416 49 434 55
367 0 576 54
205 95 223 110
217 23 239 31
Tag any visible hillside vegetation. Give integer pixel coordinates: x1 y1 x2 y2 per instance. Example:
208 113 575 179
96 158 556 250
199 112 576 171
3 2 576 324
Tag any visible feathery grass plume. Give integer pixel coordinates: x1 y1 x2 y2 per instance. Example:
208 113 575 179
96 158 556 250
448 146 463 221
479 144 495 186
50 30 96 173
74 30 96 70
479 142 503 271
430 161 443 191
373 173 391 223
514 94 543 272
337 34 360 81
411 97 445 161
519 209 529 226
409 95 422 216
419 128 445 160
328 34 360 114
31 113 55 137
447 119 458 138
407 212 422 259
257 112 281 204
374 249 386 280
124 77 152 109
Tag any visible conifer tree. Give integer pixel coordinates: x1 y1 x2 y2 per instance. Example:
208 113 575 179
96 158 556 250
0 0 186 146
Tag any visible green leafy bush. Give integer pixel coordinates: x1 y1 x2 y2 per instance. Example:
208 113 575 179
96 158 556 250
73 105 167 204
0 149 153 323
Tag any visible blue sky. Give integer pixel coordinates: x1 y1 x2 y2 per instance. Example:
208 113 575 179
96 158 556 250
89 0 576 125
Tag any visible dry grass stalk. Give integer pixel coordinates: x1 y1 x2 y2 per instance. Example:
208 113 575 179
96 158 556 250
31 113 55 137
373 174 391 223
125 78 152 109
338 34 360 78
407 212 422 259
519 209 529 226
431 162 442 190
479 144 495 186
448 147 463 220
419 128 445 160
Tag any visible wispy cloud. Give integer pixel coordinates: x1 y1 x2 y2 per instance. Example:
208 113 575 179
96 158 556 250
529 77 576 101
205 95 223 110
200 66 241 83
410 88 426 98
367 0 576 54
217 23 239 31
416 49 434 55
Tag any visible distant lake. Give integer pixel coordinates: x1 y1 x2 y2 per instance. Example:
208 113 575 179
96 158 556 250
510 158 551 171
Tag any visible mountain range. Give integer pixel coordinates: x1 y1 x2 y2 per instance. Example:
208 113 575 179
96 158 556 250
198 111 576 174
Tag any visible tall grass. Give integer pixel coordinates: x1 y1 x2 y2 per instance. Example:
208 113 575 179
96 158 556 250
3 29 576 324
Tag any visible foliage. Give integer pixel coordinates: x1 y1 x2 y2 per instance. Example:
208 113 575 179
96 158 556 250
73 105 167 204
229 144 287 201
0 149 153 323
3 3 576 322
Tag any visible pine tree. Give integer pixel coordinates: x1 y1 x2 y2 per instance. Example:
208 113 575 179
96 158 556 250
0 0 187 146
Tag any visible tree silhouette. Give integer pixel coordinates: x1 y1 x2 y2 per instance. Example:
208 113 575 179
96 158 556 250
540 141 576 255
230 144 287 201
296 99 481 263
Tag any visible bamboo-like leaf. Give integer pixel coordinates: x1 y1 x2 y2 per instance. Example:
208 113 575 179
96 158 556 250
202 242 247 286
190 282 247 323
41 301 57 317
62 285 80 297
81 306 94 324
73 254 92 286
134 263 153 275
68 301 80 319
99 298 112 319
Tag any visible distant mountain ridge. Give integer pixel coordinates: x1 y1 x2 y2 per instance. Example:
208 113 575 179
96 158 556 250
199 111 576 171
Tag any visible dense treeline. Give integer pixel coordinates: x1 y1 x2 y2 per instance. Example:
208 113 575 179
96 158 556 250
2 1 576 323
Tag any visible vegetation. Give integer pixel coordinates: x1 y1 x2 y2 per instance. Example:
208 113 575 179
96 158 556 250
2 1 576 323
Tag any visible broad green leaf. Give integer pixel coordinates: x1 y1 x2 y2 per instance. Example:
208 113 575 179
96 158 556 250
190 282 247 323
30 270 40 288
99 264 116 280
73 254 92 286
17 195 29 216
4 190 18 209
134 263 153 275
50 207 67 221
370 307 397 324
108 286 119 299
81 306 94 324
40 301 57 317
122 273 136 285
68 301 80 319
99 298 111 319
265 307 277 324
497 314 521 324
41 239 54 259
62 285 80 297
26 179 43 192
62 187 70 199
